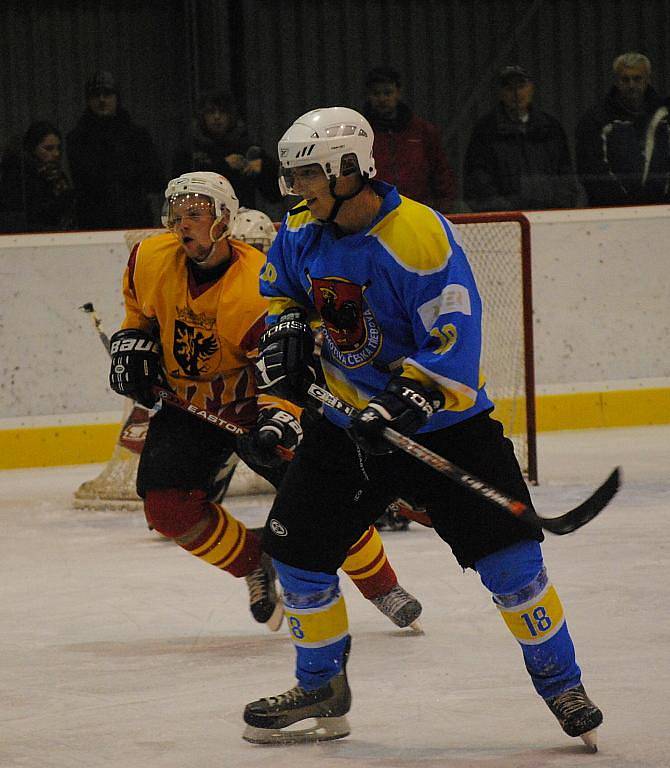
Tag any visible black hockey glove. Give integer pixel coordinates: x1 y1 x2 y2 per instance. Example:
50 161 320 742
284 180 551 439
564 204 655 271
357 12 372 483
109 328 162 409
255 308 316 404
348 377 443 455
236 407 303 469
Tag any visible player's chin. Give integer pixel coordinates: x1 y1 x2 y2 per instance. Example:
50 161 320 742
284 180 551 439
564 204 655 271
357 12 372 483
305 198 325 216
182 238 201 255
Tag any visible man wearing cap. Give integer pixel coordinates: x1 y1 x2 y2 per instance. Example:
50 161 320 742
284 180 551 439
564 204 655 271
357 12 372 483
463 65 583 212
67 70 164 229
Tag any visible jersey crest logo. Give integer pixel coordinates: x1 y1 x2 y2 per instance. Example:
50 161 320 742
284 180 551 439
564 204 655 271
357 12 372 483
172 319 220 377
312 277 381 368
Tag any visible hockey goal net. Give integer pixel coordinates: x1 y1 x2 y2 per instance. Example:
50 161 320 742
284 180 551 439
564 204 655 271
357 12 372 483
73 213 536 510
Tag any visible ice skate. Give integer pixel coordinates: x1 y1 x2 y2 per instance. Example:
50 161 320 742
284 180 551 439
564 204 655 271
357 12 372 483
243 639 352 744
545 683 603 752
375 505 410 531
244 553 283 632
370 583 423 632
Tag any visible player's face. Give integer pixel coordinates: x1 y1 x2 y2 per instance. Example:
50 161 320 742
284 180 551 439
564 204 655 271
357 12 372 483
615 64 649 110
167 194 220 262
284 164 334 217
367 82 401 119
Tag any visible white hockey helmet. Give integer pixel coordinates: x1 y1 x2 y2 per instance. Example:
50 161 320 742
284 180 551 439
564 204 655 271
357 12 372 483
163 171 239 238
277 106 376 196
231 207 277 253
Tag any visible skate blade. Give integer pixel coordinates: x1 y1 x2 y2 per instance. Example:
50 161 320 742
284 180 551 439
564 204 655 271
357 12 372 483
242 715 350 745
580 728 598 752
406 619 424 634
265 598 285 632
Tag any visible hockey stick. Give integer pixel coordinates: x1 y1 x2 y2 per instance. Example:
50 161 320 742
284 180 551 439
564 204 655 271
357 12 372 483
79 302 292 459
305 383 620 535
80 302 111 351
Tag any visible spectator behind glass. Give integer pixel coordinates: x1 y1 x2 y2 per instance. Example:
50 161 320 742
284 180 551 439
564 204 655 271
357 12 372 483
67 70 164 229
362 66 456 212
463 66 583 212
172 90 281 212
0 121 76 233
576 52 670 206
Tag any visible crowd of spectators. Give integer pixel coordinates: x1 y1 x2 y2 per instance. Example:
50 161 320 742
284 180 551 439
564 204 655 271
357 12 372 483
1 53 669 234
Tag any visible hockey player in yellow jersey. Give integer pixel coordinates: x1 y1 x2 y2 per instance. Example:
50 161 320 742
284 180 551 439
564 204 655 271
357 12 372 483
108 171 422 632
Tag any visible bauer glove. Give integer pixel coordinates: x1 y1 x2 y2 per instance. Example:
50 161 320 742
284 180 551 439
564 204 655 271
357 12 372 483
348 377 443 455
109 328 162 409
236 407 303 469
255 308 316 403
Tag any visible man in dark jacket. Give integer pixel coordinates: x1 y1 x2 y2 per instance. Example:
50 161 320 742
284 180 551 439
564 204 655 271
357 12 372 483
464 66 583 212
172 91 281 213
67 71 164 229
363 67 456 212
576 52 670 206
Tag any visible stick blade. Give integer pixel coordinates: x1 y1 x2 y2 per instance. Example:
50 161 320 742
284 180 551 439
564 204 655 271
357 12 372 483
541 467 621 535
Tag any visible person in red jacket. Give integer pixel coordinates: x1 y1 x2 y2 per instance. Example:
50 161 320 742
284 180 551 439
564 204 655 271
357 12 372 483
362 66 456 213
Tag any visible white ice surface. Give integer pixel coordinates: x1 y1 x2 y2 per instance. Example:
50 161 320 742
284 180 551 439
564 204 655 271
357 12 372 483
1 425 668 768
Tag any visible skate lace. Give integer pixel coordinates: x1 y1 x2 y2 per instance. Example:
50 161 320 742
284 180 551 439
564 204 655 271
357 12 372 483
245 565 269 604
266 686 305 706
371 584 411 615
553 687 590 718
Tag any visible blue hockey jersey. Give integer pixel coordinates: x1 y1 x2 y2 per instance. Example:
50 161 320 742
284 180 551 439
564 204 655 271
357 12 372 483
260 180 495 431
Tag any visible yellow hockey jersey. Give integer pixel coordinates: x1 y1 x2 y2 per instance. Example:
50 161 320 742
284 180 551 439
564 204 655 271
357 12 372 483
121 231 293 428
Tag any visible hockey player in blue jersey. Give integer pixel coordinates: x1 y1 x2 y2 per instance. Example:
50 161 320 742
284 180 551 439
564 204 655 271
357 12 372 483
241 106 602 749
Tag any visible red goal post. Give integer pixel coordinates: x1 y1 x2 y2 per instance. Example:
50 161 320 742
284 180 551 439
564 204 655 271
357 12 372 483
446 211 537 483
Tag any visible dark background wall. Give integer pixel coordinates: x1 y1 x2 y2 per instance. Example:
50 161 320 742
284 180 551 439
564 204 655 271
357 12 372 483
2 0 669 210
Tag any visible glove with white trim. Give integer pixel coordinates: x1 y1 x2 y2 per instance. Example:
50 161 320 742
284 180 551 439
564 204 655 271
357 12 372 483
109 328 162 408
255 308 316 403
348 377 443 455
236 408 303 469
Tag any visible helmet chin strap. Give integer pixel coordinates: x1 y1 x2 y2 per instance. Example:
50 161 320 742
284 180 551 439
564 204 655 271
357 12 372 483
323 177 367 223
188 217 229 267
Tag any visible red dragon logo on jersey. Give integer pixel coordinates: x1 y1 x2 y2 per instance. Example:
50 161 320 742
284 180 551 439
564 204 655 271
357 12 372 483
311 277 381 367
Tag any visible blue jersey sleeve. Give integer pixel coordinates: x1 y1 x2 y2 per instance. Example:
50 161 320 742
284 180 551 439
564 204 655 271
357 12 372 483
400 219 486 412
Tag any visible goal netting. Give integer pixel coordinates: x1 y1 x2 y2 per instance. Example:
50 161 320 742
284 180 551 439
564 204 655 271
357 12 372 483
73 213 536 510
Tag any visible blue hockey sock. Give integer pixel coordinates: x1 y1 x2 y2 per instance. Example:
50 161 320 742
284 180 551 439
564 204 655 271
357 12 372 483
274 560 350 691
476 540 581 698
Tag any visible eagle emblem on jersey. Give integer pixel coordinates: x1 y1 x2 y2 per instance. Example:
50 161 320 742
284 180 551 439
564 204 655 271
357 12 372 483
172 319 220 377
312 277 381 368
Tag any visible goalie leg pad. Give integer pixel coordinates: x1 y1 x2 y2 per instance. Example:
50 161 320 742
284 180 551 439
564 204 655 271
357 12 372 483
275 561 350 691
476 540 581 698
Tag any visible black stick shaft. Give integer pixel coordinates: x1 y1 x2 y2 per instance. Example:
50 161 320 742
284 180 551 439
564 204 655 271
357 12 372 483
305 383 619 535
